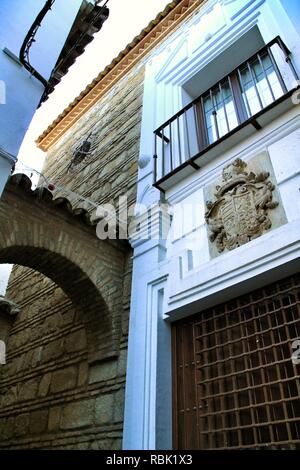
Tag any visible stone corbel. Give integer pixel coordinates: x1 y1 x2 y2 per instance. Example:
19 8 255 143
0 296 20 316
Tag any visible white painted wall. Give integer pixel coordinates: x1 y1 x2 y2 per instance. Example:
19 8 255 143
0 0 82 194
0 264 12 296
124 0 300 450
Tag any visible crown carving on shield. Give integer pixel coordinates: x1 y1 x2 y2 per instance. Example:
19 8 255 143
214 158 261 197
222 158 247 181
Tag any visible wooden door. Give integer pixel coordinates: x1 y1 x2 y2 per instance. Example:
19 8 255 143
172 274 300 449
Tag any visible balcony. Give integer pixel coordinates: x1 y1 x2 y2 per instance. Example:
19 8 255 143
153 36 299 192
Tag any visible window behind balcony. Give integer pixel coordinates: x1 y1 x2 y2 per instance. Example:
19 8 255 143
203 78 239 144
202 51 285 146
239 52 284 117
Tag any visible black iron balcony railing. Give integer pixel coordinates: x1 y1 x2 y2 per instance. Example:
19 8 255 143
153 36 299 190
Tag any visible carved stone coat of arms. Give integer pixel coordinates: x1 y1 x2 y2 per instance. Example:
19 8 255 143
205 158 279 253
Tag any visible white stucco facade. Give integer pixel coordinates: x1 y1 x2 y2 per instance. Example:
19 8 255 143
0 0 83 196
124 0 300 450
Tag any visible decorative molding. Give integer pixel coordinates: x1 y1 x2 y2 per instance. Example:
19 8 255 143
142 278 168 449
230 0 265 21
170 11 261 87
138 184 158 207
36 0 208 151
155 36 188 83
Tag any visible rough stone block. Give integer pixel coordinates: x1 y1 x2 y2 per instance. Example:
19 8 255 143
38 372 52 397
48 406 61 432
77 362 88 386
42 339 64 362
2 385 18 406
113 388 125 423
1 416 14 440
61 399 95 429
88 360 117 384
117 349 127 377
19 378 38 401
64 329 87 353
15 413 30 436
95 393 114 424
30 409 48 434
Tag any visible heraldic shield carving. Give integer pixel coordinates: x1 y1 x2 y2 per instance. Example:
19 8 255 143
205 158 279 253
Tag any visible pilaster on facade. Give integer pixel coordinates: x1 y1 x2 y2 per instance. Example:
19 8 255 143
129 202 172 263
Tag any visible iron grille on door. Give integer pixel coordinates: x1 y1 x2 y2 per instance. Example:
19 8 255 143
172 274 300 449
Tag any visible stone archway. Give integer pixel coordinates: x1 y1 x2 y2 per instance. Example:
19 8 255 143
0 174 128 363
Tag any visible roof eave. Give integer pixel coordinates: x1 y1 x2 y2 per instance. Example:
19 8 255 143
36 0 205 152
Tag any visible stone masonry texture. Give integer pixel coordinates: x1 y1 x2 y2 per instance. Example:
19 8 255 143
0 63 144 449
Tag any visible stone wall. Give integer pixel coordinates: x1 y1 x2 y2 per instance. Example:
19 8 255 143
0 260 131 449
43 63 145 215
0 63 144 448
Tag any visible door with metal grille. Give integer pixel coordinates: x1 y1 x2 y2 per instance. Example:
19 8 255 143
172 274 300 449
